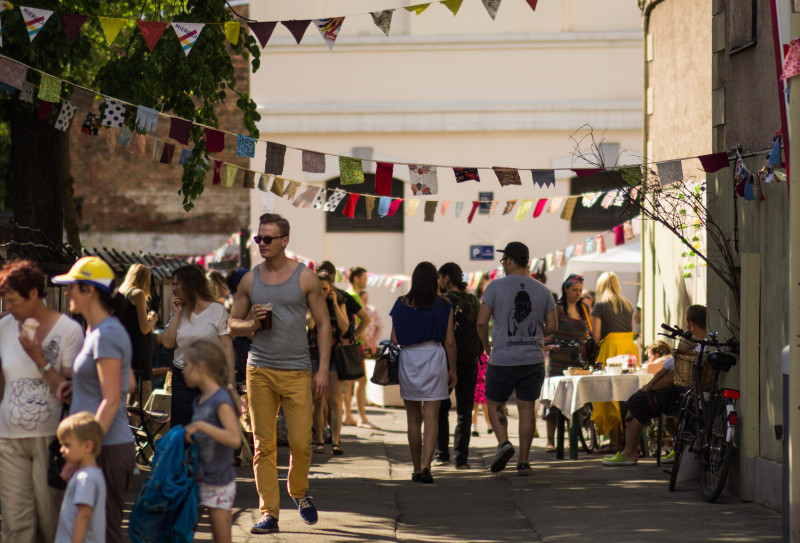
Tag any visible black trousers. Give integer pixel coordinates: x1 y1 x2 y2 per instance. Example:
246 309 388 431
170 366 200 427
436 360 478 463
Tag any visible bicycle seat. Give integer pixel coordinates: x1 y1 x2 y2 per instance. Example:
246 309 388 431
708 351 736 372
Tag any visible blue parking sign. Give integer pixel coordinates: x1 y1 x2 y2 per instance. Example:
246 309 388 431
470 245 494 261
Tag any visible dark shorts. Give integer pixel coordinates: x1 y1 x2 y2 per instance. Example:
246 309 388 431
626 388 682 425
310 357 337 374
485 363 545 403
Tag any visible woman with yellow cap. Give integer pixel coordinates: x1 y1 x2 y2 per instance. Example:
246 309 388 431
52 256 135 543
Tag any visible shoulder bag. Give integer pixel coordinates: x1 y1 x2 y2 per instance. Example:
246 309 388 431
370 341 400 386
47 404 69 489
334 331 365 381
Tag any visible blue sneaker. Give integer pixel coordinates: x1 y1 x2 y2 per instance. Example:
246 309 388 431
293 495 319 525
250 515 279 534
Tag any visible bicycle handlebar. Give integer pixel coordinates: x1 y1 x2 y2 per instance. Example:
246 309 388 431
658 323 738 349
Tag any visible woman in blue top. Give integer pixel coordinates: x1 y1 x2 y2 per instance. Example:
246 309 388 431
53 257 135 543
390 262 456 484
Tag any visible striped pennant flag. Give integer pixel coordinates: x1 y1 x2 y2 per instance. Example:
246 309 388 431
171 22 204 56
20 6 53 42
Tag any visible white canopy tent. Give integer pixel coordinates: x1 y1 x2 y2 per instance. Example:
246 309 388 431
562 239 641 304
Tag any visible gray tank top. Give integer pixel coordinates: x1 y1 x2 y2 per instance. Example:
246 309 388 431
248 262 311 370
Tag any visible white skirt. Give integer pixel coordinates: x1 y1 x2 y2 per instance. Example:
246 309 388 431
398 341 449 401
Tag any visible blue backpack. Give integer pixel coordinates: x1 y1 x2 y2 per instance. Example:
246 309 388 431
129 426 199 543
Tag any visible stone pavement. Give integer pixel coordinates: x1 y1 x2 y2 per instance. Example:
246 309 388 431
123 405 781 542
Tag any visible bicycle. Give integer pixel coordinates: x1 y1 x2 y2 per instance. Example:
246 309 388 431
658 324 739 502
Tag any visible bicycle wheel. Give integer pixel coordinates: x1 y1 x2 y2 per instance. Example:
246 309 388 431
700 396 735 502
576 404 597 453
669 393 693 491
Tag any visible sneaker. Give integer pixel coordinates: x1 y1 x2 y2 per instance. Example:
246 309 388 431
250 515 279 534
661 450 676 464
454 459 471 470
433 457 449 467
292 495 318 525
516 461 532 476
490 441 515 473
471 430 479 437
420 467 434 484
411 472 422 482
601 452 638 466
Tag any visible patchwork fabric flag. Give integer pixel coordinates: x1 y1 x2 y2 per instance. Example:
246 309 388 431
137 21 168 51
265 142 287 174
514 200 533 222
493 167 521 187
285 181 301 200
257 174 271 192
423 201 437 222
270 177 285 197
454 202 465 218
375 162 393 196
21 6 53 42
102 99 126 128
243 170 255 189
467 201 480 223
324 189 347 212
70 87 95 110
314 18 344 50
442 0 464 15
60 13 88 43
205 128 225 153
0 58 27 89
80 112 99 136
223 164 238 187
19 81 35 103
248 21 277 48
531 169 555 188
502 200 517 215
698 152 730 172
405 200 420 217
409 165 437 195
339 156 365 185
377 197 392 216
440 201 451 215
160 143 175 165
370 10 392 36
481 0 502 20
453 167 480 183
656 160 683 185
129 133 146 155
172 22 205 56
169 117 192 145
312 188 327 208
282 20 311 44
224 22 240 45
302 150 326 173
212 160 222 185
342 193 360 218
133 106 157 134
55 102 77 132
533 198 547 218
117 126 133 146
405 3 431 15
387 199 403 217
37 74 61 102
364 195 376 218
98 17 126 44
236 135 256 158
560 196 578 220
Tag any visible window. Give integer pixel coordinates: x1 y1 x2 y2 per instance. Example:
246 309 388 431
325 174 404 233
569 171 637 232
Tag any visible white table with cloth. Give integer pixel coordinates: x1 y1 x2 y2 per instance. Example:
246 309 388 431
541 373 652 459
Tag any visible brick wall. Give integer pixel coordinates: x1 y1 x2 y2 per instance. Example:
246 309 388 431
70 13 253 237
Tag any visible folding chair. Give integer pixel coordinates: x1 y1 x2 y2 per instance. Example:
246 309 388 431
128 406 170 466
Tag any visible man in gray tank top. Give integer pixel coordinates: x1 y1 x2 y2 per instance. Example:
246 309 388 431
229 213 332 534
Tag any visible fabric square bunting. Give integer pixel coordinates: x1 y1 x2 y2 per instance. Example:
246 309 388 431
560 196 578 220
502 200 517 215
387 199 403 217
135 106 159 134
129 133 146 155
453 167 480 183
81 112 99 136
117 126 132 146
302 150 326 173
533 198 547 218
531 169 555 188
285 181 301 200
257 174 271 192
547 197 564 213
423 201 437 222
339 156 364 185
365 195 377 218
236 134 256 158
467 201 480 223
55 102 77 132
70 87 95 110
493 167 521 187
223 164 238 187
342 193 360 218
38 101 53 120
224 22 240 45
405 200 420 217
265 142 286 174
270 177 285 197
377 197 391 217
205 129 225 153
19 82 35 103
0 58 27 90
101 98 125 128
409 165 437 195
160 143 175 164
375 162 393 196
243 170 256 189
179 148 192 165
454 202 465 218
169 117 192 145
440 201 451 215
656 160 683 185
312 188 327 208
514 200 533 222
698 152 730 173
324 189 347 212
370 10 392 36
293 185 320 208
600 190 617 209
37 74 61 103
212 160 222 186
152 140 164 162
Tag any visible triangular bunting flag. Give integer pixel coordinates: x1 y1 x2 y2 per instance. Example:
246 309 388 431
224 21 240 45
409 165 437 195
313 18 344 50
282 20 311 44
526 0 538 10
21 6 53 42
370 10 392 36
248 21 277 48
98 17 127 45
60 13 88 44
405 3 431 15
172 22 205 56
137 21 168 51
442 0 464 15
481 0 502 20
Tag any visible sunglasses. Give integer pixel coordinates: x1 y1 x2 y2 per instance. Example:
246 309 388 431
253 235 286 245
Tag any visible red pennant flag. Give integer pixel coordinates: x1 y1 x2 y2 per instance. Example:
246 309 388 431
137 21 168 51
698 152 730 172
525 0 538 10
533 198 548 218
387 199 403 217
282 20 311 44
248 21 277 48
59 13 88 43
342 193 360 218
375 162 393 196
572 168 605 177
467 201 480 223
205 129 225 153
213 160 222 185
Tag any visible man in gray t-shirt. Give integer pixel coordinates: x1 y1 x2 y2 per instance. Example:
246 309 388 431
477 242 557 475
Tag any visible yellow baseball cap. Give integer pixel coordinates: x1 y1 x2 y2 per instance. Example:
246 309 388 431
52 257 115 292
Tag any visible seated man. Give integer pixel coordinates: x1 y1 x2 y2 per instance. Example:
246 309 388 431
601 304 707 466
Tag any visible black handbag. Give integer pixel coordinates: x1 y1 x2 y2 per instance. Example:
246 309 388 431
370 341 400 386
47 404 69 490
334 336 365 381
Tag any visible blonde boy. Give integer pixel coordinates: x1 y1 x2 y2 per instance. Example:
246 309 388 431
55 412 107 543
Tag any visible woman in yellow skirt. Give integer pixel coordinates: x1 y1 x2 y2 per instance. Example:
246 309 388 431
590 272 638 452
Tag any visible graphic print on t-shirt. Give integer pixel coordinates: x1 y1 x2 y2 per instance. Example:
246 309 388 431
507 285 536 341
8 336 61 431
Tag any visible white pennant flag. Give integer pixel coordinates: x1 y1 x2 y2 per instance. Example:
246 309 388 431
313 18 344 50
21 6 53 42
172 22 204 56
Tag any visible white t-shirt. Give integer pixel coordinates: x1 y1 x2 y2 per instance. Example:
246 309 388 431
169 302 229 369
0 313 83 438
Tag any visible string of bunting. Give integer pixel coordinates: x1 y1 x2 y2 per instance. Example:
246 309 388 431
0 1 537 53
